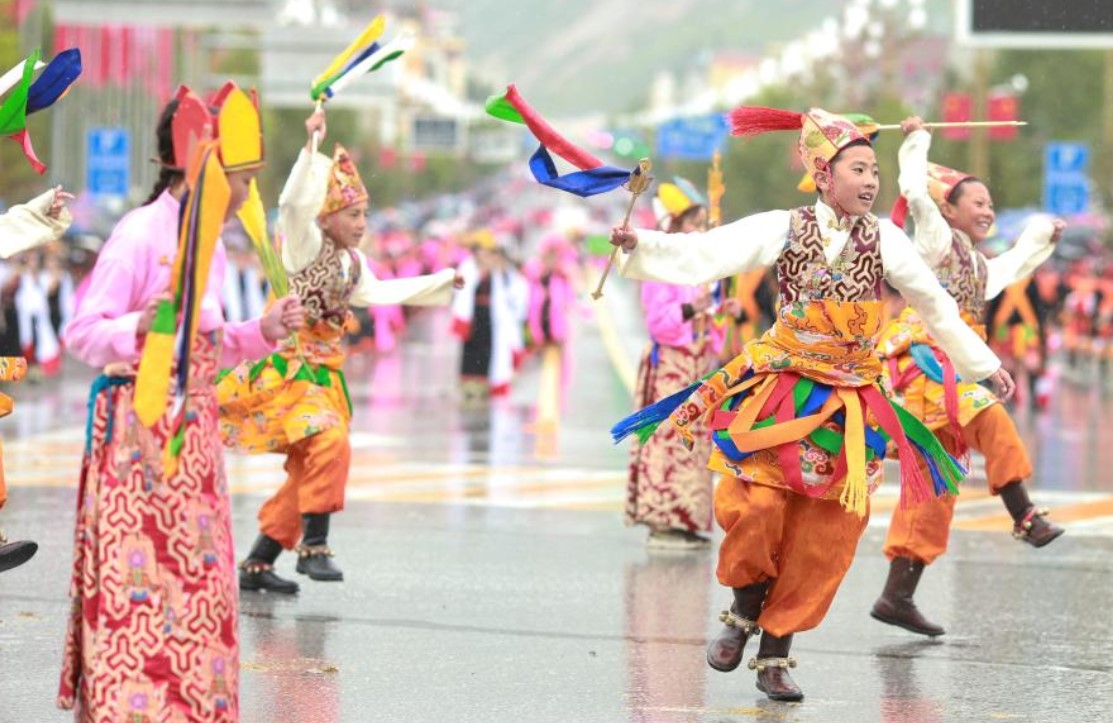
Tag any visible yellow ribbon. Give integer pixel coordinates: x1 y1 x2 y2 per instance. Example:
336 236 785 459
728 390 843 454
836 388 869 518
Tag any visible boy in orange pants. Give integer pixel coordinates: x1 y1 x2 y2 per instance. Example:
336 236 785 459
610 106 1013 701
219 110 460 593
873 117 1064 636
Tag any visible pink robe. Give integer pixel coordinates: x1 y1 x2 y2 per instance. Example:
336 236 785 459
626 281 720 533
65 190 271 368
58 190 272 722
368 258 405 353
524 261 574 346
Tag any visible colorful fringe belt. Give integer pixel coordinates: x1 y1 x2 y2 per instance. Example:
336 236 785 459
614 369 964 517
888 343 965 453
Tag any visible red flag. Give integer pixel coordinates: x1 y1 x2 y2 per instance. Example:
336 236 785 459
54 23 71 55
113 27 133 87
941 92 971 140
72 25 103 88
988 92 1019 141
12 0 35 24
156 29 175 99
99 26 112 85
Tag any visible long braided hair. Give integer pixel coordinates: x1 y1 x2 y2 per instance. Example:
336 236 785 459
142 98 184 205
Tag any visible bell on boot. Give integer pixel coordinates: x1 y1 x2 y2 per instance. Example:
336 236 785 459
296 514 344 581
707 582 768 672
870 557 944 637
0 535 37 574
1012 507 1064 548
1000 482 1064 548
751 633 803 702
239 534 299 594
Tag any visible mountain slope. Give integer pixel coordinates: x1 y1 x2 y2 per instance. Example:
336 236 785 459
428 0 952 114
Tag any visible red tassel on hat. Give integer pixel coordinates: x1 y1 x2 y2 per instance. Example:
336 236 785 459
728 106 804 138
890 196 910 230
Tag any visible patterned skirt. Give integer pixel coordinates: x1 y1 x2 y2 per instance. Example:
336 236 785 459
626 341 717 533
58 333 238 722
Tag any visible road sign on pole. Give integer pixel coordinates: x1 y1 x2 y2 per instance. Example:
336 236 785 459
86 127 131 199
656 115 728 161
1043 141 1090 216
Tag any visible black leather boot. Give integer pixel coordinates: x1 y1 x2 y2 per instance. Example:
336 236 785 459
0 530 37 574
295 514 343 581
999 482 1064 548
751 632 803 702
239 534 299 594
870 557 945 636
706 581 769 672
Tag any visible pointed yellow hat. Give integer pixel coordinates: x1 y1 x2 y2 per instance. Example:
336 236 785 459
210 81 265 172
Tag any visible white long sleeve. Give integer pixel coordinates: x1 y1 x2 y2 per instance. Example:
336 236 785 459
349 249 455 307
897 130 955 269
879 220 1001 381
983 216 1056 300
0 189 72 259
618 210 790 285
617 201 1001 381
278 148 334 274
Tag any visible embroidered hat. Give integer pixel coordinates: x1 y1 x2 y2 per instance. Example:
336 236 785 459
319 143 369 217
729 105 870 181
797 113 880 192
890 161 977 228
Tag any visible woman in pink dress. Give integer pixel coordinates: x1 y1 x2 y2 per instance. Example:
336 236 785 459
57 84 305 722
626 179 724 549
524 232 577 351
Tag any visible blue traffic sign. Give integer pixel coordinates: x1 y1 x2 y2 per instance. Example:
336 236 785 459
1045 142 1089 173
1043 142 1089 216
656 114 729 161
1045 181 1089 216
86 127 131 198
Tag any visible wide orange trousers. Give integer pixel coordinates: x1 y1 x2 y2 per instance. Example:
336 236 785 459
715 478 869 637
883 404 1032 564
258 425 351 549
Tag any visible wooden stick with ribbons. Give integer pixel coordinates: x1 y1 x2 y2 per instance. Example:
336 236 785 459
867 120 1027 132
310 98 325 155
707 149 724 230
705 149 726 345
592 158 652 300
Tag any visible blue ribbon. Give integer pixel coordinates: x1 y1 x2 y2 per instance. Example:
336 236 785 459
84 375 132 454
27 49 82 115
909 343 961 385
528 145 631 198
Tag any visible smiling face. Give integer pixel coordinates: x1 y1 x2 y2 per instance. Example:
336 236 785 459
319 201 369 249
815 143 879 217
941 180 994 243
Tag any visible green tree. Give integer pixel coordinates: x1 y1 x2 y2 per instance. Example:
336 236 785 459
929 49 1107 211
